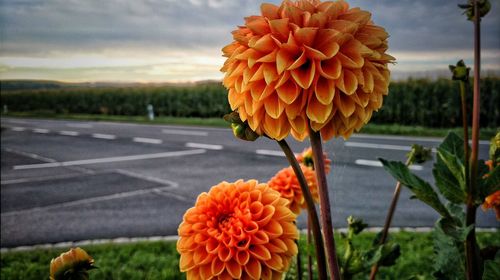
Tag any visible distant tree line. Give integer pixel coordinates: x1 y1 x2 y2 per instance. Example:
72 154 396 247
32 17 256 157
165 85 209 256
1 78 499 128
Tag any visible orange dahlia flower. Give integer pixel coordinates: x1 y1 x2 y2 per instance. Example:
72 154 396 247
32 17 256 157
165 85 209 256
50 247 95 280
177 180 298 280
295 147 331 173
221 0 394 141
482 190 500 220
268 165 319 214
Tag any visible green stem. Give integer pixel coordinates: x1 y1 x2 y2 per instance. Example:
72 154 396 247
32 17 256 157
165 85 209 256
466 1 481 279
307 217 314 280
369 156 413 280
460 81 470 191
297 239 303 280
277 139 328 280
308 127 342 280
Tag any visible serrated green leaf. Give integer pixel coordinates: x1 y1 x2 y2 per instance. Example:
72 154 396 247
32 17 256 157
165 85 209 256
439 132 466 162
432 223 465 279
483 252 500 280
433 132 467 203
437 217 473 242
380 158 451 218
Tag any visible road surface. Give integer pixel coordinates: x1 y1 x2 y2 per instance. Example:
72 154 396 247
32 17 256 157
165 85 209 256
0 117 497 248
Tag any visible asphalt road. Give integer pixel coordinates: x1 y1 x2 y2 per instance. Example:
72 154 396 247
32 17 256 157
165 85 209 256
1 117 497 248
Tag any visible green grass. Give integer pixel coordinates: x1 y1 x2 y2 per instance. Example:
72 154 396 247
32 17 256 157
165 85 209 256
2 231 499 280
2 112 498 140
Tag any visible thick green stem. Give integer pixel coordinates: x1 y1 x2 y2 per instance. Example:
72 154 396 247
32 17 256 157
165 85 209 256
308 127 341 280
369 157 413 279
466 1 481 279
277 139 328 280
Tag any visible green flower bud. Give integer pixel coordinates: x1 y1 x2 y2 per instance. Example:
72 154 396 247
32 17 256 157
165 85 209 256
408 144 433 164
449 60 470 82
458 0 491 21
347 216 368 235
224 112 260 141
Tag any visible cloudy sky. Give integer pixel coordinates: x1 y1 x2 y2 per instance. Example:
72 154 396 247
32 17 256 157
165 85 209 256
0 0 498 82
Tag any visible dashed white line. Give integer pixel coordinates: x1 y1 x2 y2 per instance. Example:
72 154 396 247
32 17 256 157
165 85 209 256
92 133 116 140
66 123 93 128
256 149 286 157
33 128 49 134
133 137 163 144
345 142 411 151
59 131 80 136
162 129 208 136
13 149 206 170
355 159 423 171
11 127 26 131
185 142 223 150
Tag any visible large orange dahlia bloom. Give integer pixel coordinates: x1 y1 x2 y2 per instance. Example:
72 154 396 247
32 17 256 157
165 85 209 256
177 180 298 280
221 0 394 141
268 165 319 214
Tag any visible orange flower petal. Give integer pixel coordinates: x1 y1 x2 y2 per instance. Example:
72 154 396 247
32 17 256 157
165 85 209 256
245 258 262 280
291 60 316 89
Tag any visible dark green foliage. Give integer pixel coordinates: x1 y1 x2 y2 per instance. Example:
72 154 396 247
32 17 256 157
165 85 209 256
1 82 230 119
1 78 499 128
372 77 499 128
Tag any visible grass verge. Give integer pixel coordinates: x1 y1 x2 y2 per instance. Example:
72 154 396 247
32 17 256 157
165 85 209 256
1 231 498 279
1 112 498 139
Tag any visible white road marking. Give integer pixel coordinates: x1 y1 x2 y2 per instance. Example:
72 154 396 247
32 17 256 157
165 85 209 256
92 133 116 140
345 142 411 151
59 131 80 136
114 169 179 187
66 123 93 128
185 142 223 150
11 127 26 131
1 185 178 218
13 149 206 170
355 159 423 171
133 137 163 144
33 128 49 134
256 149 285 157
351 134 489 145
162 129 208 136
3 147 56 163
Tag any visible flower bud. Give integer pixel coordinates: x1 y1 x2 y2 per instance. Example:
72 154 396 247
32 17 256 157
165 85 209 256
50 247 95 280
224 112 260 141
408 144 433 164
458 0 491 21
449 60 470 82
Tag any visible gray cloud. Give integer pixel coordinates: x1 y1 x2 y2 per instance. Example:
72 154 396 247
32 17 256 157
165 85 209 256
0 0 498 81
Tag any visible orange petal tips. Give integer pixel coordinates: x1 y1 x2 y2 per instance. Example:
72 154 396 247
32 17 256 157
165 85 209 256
177 179 299 280
222 0 394 141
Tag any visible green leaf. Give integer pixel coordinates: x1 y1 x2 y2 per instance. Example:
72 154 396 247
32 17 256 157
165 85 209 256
380 158 451 218
433 132 467 203
432 222 465 279
378 243 401 267
437 217 472 242
481 165 500 199
483 252 500 280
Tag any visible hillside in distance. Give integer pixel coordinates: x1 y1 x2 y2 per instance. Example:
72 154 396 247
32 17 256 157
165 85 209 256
0 79 221 92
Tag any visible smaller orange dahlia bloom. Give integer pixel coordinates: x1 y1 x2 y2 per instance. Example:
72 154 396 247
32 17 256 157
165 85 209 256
177 180 298 280
268 165 319 214
295 147 331 173
482 190 500 220
50 247 95 280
